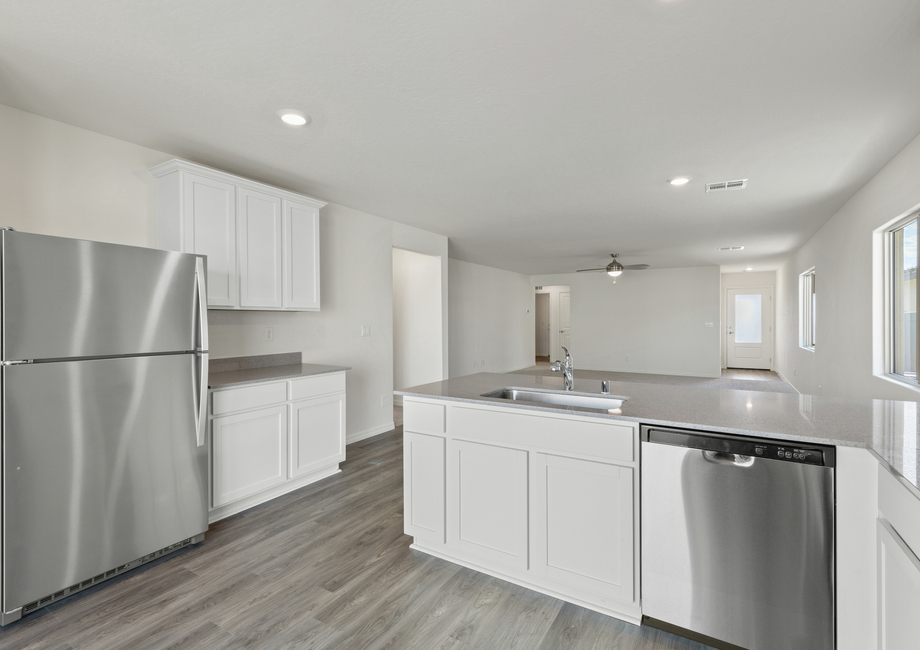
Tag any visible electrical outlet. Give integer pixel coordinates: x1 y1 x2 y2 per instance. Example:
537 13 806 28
705 322 714 327
481 359 485 366
473 360 477 368
380 395 388 407
265 327 274 342
360 325 370 337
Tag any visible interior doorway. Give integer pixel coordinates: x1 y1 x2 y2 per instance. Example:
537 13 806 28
535 293 550 360
393 248 443 402
534 285 571 364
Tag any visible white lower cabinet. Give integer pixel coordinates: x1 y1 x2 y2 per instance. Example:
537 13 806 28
403 397 640 624
877 465 920 650
877 519 920 650
449 439 529 570
211 405 288 508
209 372 346 522
403 432 446 544
290 393 345 479
531 453 635 602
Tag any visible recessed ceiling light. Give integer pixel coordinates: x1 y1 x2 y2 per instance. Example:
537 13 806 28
669 177 691 186
744 267 754 272
277 109 310 126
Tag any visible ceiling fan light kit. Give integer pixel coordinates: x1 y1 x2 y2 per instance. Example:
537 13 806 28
576 253 650 282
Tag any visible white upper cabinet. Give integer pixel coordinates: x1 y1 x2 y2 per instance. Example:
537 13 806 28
152 159 325 311
238 187 283 309
283 199 320 310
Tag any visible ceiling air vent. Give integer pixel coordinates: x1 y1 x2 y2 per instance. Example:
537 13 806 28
718 246 744 251
706 179 748 193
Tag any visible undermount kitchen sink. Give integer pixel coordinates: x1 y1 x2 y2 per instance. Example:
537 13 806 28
482 387 627 412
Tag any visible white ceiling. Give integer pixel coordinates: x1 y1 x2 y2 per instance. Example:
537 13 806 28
3 0 920 274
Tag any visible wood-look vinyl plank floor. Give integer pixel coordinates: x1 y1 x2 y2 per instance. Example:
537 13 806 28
1 428 712 650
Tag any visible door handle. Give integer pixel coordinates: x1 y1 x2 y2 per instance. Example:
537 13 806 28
195 352 209 447
702 450 754 467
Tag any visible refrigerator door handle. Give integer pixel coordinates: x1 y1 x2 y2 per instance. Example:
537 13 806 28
195 256 209 352
195 352 209 447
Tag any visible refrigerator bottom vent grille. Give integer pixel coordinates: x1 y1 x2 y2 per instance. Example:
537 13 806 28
19 537 198 617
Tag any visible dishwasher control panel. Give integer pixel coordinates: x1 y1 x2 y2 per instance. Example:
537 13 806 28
642 426 835 468
753 444 826 466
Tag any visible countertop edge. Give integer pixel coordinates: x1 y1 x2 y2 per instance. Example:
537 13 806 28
210 364 350 390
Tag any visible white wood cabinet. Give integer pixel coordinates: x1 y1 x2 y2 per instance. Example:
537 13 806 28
208 371 346 522
211 405 288 507
402 397 640 624
152 159 325 311
877 465 920 650
449 439 529 570
877 519 920 650
403 431 446 544
531 453 635 602
290 392 345 479
180 172 237 307
238 187 283 309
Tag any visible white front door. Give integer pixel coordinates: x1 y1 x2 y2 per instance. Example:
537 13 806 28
726 288 773 369
560 291 571 354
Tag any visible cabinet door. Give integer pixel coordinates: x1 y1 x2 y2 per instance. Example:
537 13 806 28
289 393 345 479
531 453 635 602
878 518 920 649
404 432 446 544
182 173 237 307
238 188 283 308
283 199 321 310
448 439 529 569
211 405 287 507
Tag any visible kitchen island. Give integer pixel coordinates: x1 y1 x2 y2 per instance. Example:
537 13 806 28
396 372 920 650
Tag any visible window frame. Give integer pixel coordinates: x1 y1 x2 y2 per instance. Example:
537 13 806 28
799 267 816 351
886 213 920 385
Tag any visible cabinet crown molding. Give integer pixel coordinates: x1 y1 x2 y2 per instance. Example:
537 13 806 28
149 158 327 209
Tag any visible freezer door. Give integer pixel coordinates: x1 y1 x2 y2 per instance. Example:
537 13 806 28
1 231 199 360
2 354 208 611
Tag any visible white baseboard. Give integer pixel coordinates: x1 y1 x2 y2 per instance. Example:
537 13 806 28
774 369 801 393
347 422 396 444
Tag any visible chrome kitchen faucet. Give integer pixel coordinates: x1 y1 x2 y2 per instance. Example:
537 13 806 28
550 346 574 391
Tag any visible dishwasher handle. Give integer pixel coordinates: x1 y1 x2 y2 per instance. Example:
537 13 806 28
702 450 755 467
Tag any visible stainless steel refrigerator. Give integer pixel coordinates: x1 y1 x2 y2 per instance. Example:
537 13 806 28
0 229 209 625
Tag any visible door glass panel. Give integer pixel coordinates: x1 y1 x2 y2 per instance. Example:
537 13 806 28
893 220 917 379
734 294 762 343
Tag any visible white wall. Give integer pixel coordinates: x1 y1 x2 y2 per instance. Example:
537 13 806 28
0 103 168 245
392 222 449 377
393 248 443 396
531 267 722 378
774 130 920 400
0 103 416 442
721 271 776 369
449 259 535 377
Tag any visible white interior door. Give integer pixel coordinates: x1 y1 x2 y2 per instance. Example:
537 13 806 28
726 288 773 369
560 291 571 354
535 293 550 356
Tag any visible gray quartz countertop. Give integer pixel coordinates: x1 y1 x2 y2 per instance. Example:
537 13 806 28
395 372 920 494
209 360 349 389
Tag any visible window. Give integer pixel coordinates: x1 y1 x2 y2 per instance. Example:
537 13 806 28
800 268 816 350
890 216 918 382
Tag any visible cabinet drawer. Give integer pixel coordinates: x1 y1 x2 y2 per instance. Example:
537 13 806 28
879 467 920 556
212 381 287 415
404 400 446 434
450 405 635 463
290 372 345 401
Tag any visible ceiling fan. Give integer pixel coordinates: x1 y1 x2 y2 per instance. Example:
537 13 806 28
576 254 650 280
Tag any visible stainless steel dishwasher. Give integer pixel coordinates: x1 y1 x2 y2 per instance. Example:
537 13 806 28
640 425 835 650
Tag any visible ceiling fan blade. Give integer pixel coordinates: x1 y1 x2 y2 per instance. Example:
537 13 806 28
576 268 607 273
622 264 650 270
